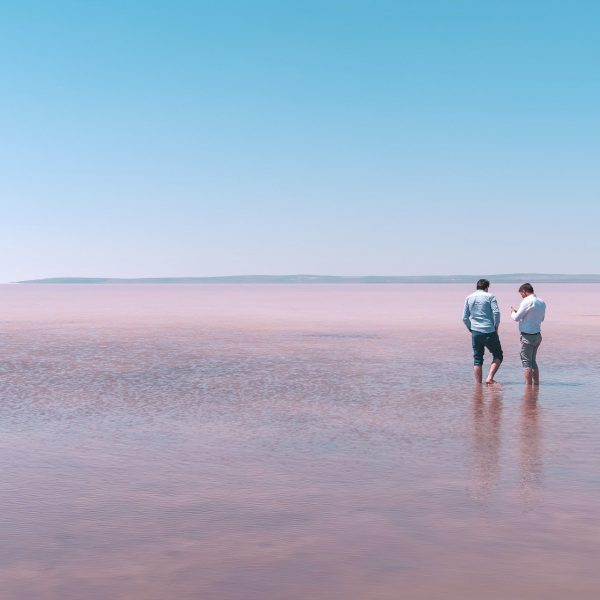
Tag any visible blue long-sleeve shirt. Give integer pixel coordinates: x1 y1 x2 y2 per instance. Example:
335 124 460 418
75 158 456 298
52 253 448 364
462 290 500 333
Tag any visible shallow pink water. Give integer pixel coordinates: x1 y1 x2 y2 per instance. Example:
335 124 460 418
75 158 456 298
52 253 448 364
1 284 600 599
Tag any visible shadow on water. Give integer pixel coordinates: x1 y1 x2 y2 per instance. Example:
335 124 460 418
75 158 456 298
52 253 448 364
534 381 583 387
495 380 583 387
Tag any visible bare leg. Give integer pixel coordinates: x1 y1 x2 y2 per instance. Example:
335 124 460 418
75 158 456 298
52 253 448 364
486 359 502 385
524 368 533 385
532 368 540 385
474 365 483 384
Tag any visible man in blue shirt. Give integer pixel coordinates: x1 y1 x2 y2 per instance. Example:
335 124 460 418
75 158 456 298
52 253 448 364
462 279 503 385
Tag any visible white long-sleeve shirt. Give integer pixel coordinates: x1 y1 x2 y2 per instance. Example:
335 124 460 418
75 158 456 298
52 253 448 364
511 294 546 334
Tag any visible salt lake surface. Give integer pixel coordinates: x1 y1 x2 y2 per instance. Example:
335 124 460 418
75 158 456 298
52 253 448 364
1 284 599 599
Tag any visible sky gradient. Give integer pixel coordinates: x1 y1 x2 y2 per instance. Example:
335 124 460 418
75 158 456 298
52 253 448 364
2 1 599 282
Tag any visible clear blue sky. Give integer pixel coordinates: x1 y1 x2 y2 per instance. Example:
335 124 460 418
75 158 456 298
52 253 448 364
1 1 599 281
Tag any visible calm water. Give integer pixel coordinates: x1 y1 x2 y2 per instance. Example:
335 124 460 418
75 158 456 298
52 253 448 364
1 284 600 599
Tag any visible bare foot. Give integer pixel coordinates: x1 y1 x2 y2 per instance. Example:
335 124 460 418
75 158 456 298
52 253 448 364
485 379 499 386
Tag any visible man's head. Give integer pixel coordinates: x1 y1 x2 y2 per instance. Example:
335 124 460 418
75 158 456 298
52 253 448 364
518 282 534 298
476 278 490 291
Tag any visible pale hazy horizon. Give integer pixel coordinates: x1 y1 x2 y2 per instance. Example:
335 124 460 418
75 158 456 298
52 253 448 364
10 272 600 286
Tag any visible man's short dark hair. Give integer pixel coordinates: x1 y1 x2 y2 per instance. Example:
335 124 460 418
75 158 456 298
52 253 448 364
519 283 534 294
476 278 490 290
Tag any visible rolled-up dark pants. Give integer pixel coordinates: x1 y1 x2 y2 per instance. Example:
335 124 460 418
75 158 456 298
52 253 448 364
471 331 503 366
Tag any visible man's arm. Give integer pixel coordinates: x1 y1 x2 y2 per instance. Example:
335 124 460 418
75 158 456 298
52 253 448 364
462 299 472 331
511 297 532 322
490 295 500 330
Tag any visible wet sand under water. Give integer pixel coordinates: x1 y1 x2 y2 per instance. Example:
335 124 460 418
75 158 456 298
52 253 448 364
1 284 600 599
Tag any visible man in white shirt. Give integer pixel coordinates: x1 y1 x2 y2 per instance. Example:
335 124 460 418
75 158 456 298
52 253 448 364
511 283 546 386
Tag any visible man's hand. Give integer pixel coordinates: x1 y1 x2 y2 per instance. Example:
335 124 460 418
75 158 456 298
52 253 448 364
510 306 517 313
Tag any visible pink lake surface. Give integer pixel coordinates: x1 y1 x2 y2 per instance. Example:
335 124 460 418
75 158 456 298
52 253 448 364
1 284 600 599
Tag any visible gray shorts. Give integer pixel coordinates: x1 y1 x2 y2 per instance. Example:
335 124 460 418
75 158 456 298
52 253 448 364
520 332 542 369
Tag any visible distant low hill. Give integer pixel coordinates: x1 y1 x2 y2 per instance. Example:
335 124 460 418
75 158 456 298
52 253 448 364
16 274 600 284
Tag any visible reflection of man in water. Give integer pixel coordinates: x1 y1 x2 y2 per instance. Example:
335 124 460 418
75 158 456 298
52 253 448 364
519 386 542 507
462 279 503 385
511 283 546 385
471 385 502 501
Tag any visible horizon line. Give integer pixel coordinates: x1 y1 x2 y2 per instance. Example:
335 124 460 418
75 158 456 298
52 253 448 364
12 273 600 285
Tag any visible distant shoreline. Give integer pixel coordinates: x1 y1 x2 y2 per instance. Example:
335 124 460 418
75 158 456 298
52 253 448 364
15 274 600 284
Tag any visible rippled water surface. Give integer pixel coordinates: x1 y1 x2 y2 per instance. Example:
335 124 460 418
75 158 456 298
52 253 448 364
2 284 600 599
